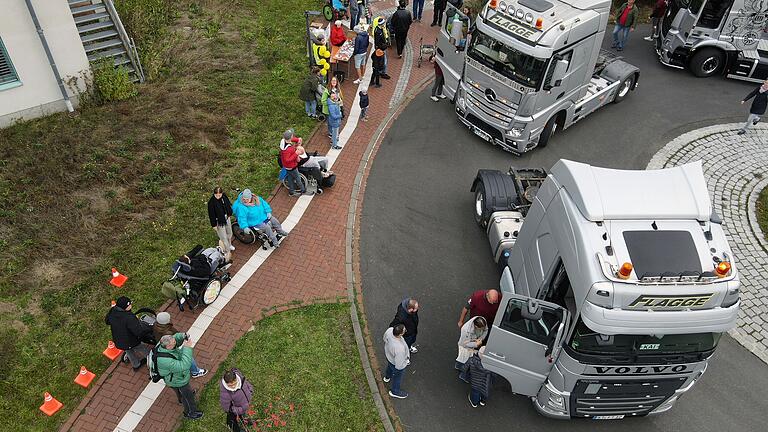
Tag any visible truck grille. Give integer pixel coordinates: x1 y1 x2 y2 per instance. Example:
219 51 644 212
465 87 516 125
570 377 686 418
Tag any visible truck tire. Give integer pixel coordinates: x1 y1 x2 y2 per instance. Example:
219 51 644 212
613 74 635 103
538 115 559 148
474 187 487 227
689 48 724 78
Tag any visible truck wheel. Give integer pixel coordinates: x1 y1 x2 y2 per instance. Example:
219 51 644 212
689 48 724 78
474 186 487 228
613 74 635 103
538 116 558 148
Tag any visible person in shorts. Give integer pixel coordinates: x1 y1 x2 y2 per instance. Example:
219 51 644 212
352 25 370 84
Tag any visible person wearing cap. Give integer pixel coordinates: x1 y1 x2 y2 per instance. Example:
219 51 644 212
279 129 306 196
105 296 153 370
330 20 347 47
352 25 370 84
156 333 203 420
231 189 289 247
372 16 391 79
370 48 385 88
153 312 208 378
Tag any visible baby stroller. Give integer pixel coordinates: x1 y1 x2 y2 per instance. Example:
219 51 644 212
417 37 437 68
162 244 231 311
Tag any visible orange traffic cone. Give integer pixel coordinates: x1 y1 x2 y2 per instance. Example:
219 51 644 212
110 268 128 288
103 340 124 361
74 366 96 388
39 392 63 416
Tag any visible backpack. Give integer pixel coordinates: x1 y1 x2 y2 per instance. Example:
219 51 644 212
148 344 177 383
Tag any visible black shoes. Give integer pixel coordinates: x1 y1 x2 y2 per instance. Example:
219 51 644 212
381 74 391 79
185 411 204 420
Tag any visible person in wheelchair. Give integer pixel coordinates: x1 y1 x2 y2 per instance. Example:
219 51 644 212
331 0 348 19
177 244 226 279
232 189 289 248
296 145 330 195
165 244 231 310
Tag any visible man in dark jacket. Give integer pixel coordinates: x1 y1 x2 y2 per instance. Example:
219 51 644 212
389 297 419 352
738 79 768 135
431 0 448 27
105 296 152 370
391 0 413 58
644 0 667 41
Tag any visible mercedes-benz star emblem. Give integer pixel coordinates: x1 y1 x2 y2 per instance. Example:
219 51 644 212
485 88 497 103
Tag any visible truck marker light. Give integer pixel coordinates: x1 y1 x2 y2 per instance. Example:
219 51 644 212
715 261 731 277
499 1 508 11
617 262 633 279
516 9 525 19
525 13 533 23
535 18 543 29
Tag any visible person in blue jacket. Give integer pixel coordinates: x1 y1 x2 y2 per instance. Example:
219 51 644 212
231 189 288 248
327 93 343 150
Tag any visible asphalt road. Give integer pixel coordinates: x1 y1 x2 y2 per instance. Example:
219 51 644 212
359 25 768 432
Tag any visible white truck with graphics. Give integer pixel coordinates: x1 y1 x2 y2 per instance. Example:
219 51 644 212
657 0 768 81
436 0 639 154
470 159 740 419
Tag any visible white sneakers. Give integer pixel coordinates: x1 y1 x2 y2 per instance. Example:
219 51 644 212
430 96 439 102
353 79 361 84
229 245 235 251
409 346 418 353
438 94 447 99
383 376 391 383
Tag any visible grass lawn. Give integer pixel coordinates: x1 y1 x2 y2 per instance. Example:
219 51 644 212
757 186 768 242
177 304 384 432
0 0 321 429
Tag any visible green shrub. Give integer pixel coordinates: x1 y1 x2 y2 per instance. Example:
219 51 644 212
91 58 138 102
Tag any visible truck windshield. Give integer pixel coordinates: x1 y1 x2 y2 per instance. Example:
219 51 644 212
467 30 547 88
569 318 721 355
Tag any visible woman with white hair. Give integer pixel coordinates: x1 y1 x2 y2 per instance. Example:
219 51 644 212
330 20 347 46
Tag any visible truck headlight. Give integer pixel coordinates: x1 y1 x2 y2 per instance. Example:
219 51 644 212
547 393 565 411
506 127 523 138
586 281 614 308
458 95 466 110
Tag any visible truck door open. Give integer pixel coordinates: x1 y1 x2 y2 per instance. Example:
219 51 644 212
436 5 469 98
483 295 570 396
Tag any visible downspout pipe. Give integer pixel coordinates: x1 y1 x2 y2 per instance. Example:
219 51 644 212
24 0 74 112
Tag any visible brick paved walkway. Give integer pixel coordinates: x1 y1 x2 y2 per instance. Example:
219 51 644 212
648 123 768 365
60 3 442 431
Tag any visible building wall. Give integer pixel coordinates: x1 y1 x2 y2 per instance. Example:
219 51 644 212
0 0 90 127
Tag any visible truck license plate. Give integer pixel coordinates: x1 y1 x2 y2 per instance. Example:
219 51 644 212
593 415 625 420
473 127 492 142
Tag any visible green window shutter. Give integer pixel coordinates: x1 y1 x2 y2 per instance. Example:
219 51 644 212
0 37 20 85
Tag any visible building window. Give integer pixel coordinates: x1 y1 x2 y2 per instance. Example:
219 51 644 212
0 37 21 89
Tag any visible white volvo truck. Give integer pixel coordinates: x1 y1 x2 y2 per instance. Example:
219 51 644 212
470 159 740 419
657 0 768 81
436 0 639 154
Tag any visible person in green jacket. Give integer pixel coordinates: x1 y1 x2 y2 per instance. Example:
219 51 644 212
300 66 323 119
157 333 204 420
612 0 638 51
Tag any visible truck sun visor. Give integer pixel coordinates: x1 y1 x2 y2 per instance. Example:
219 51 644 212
622 230 702 278
518 0 554 13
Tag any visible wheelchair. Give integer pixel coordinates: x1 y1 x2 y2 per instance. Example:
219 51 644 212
323 0 349 21
232 215 279 250
162 245 231 311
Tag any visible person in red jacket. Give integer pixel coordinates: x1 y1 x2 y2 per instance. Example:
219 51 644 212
644 0 667 41
279 129 306 196
330 20 347 47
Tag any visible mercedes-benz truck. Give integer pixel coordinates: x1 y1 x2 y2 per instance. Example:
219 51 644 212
470 159 740 419
436 0 639 154
657 0 768 81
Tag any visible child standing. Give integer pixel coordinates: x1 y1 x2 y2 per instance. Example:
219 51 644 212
370 49 385 88
359 88 370 122
463 348 492 408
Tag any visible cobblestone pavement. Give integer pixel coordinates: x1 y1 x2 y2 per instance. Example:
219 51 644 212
60 2 440 431
648 123 768 365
